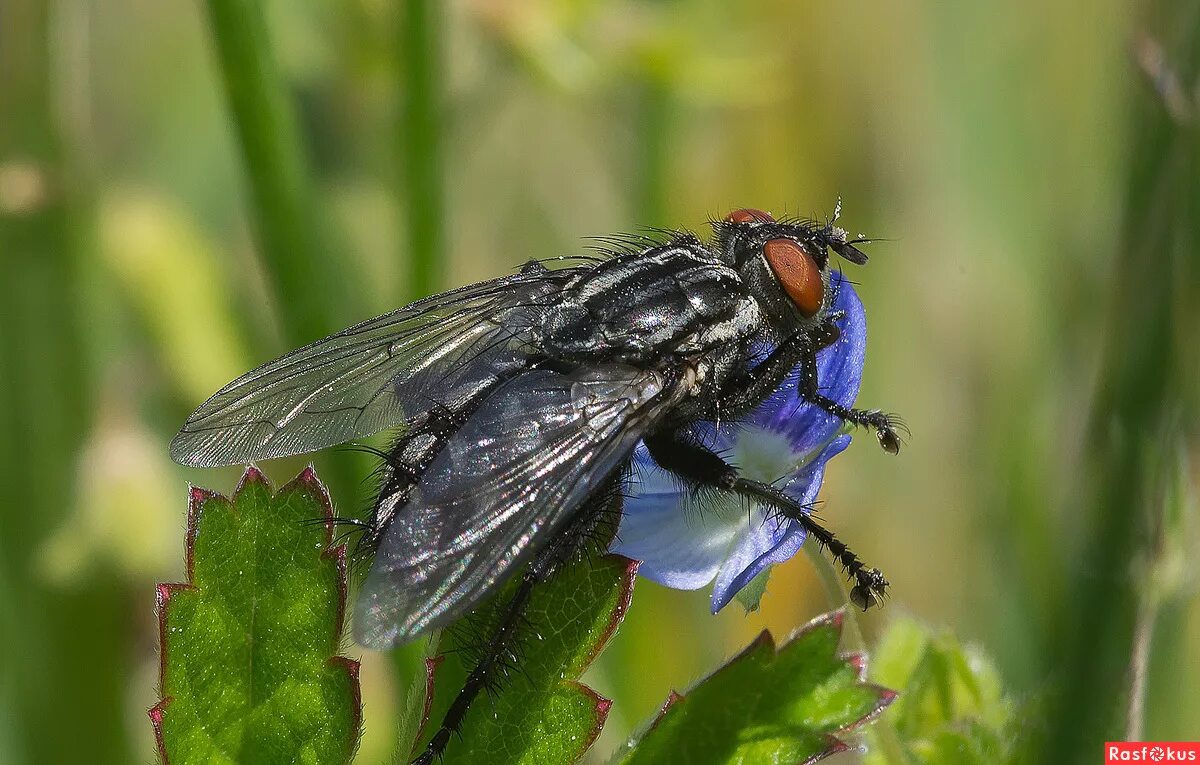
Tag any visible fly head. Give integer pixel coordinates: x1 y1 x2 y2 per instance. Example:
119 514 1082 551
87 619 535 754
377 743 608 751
715 206 871 337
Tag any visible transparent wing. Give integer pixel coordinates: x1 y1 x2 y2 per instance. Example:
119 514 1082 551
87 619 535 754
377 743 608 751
353 363 674 649
170 270 575 467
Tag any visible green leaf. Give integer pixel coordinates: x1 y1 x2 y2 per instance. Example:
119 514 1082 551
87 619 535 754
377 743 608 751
151 466 361 765
407 554 639 764
392 640 439 764
616 610 896 765
864 616 1014 765
733 567 771 613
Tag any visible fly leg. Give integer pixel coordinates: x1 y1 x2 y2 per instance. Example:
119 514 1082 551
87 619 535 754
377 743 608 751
643 431 888 609
410 477 623 765
715 319 906 454
706 318 840 418
794 329 908 454
410 570 539 765
710 332 808 415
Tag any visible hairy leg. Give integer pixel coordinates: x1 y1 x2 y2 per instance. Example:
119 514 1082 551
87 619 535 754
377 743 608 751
411 570 539 765
793 328 907 454
410 477 623 764
707 318 904 455
708 332 809 416
643 430 888 609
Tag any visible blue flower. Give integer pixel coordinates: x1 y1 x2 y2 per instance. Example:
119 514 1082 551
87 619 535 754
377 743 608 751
610 270 866 612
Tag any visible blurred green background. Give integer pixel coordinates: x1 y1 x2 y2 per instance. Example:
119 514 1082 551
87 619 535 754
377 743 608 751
1 0 1197 763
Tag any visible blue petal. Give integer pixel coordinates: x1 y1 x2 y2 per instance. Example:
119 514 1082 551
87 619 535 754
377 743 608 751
612 444 739 588
708 434 850 611
782 434 851 501
610 489 739 589
710 515 806 612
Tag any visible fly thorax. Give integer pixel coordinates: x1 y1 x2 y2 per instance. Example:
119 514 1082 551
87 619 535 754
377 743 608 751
541 242 758 365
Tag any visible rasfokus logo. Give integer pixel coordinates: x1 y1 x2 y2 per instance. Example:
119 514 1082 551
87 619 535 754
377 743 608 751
1106 743 1200 762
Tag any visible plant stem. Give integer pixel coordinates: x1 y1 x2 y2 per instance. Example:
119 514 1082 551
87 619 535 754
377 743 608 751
1126 589 1157 741
1126 438 1187 741
399 0 445 301
804 543 864 650
0 2 130 762
204 0 362 504
204 0 351 346
803 545 910 765
1040 7 1200 760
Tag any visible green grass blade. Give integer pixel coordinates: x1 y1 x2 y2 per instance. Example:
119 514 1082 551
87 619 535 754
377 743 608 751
398 0 445 301
1037 6 1200 760
203 0 368 504
204 0 352 346
0 2 130 762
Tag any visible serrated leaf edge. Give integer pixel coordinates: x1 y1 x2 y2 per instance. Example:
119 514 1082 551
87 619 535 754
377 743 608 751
409 653 445 759
649 691 685 732
564 681 615 759
572 555 639 673
645 609 897 765
413 554 638 762
150 465 362 764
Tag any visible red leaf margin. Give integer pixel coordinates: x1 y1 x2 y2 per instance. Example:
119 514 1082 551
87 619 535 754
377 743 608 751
411 555 639 762
149 465 362 764
648 609 898 765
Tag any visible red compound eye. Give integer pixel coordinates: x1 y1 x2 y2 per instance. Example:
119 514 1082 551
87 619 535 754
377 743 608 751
763 238 823 317
724 208 775 224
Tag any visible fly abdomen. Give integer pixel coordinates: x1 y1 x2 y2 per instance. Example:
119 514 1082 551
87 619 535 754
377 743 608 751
367 414 456 549
367 385 507 549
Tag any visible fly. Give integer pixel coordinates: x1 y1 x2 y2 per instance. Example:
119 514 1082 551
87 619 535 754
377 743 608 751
171 206 905 764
